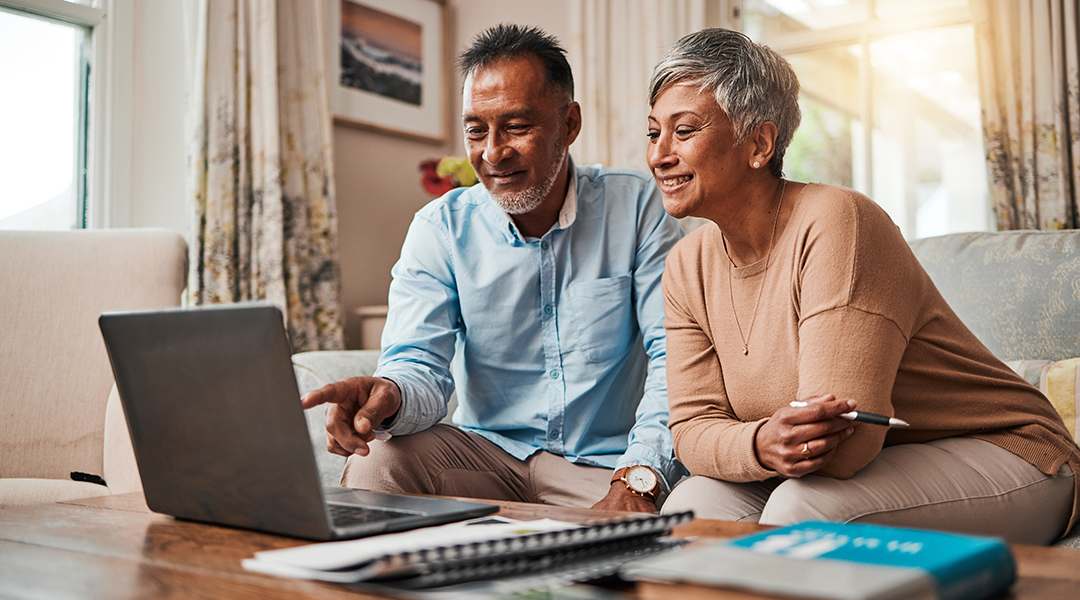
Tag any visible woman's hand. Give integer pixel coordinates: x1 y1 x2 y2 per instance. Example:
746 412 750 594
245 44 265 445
755 394 856 477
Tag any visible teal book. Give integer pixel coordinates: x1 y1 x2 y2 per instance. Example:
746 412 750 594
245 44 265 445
621 521 1016 600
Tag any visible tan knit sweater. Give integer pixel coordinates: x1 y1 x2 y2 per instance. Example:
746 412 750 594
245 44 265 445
663 183 1080 529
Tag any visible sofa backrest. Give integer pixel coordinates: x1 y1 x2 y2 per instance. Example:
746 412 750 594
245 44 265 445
909 230 1080 362
0 229 188 480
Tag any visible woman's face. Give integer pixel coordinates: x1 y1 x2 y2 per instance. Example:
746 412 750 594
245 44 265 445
647 83 750 221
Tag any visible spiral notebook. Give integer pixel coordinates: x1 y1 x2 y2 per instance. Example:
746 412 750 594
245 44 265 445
243 511 693 589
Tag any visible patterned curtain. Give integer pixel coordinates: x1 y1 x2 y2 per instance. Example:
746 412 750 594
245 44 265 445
568 0 706 170
972 0 1080 230
188 0 344 351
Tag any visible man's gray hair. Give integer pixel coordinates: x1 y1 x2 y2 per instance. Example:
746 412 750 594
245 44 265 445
649 28 801 178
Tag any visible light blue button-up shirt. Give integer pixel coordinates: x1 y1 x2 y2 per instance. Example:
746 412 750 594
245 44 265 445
374 162 686 488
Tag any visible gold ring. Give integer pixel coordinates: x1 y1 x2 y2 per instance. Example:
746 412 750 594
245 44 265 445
801 442 811 460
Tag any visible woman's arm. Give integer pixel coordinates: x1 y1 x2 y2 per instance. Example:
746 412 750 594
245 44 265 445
788 190 922 478
793 307 908 477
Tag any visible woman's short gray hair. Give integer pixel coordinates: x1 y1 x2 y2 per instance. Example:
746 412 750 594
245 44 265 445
649 28 801 178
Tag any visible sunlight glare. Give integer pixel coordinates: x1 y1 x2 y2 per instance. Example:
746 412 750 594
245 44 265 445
0 12 78 220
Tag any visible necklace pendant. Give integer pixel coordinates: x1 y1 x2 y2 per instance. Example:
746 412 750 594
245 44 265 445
726 178 784 364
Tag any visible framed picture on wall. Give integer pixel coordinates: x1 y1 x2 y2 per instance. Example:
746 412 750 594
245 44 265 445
326 0 447 143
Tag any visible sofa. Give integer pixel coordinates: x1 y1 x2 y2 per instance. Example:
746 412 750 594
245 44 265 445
909 230 1080 548
0 229 188 508
295 229 1080 548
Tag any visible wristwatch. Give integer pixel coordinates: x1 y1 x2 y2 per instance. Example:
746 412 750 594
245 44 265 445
612 466 660 502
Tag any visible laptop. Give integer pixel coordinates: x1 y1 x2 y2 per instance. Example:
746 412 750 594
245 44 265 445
98 302 497 541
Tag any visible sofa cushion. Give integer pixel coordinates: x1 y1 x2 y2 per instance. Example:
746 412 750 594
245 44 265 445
1007 359 1080 445
909 231 1080 362
0 478 112 507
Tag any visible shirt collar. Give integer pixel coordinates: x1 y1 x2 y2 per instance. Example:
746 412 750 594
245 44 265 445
557 159 578 230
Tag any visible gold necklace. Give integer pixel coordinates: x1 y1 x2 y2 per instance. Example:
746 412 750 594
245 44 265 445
722 178 786 356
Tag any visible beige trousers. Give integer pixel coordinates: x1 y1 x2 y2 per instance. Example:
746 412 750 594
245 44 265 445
661 436 1074 545
340 424 613 508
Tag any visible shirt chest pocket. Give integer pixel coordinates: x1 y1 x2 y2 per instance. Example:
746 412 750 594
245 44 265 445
566 275 635 363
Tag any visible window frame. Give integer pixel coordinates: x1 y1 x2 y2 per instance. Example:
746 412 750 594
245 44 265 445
720 1 989 236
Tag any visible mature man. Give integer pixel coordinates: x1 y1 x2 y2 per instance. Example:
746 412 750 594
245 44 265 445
303 24 684 512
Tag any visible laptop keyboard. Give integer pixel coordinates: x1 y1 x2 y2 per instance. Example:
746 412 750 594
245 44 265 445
328 502 415 527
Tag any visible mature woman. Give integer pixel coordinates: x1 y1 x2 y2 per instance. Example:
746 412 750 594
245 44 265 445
649 28 1079 544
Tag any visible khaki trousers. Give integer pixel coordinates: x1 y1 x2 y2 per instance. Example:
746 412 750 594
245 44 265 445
340 424 613 508
661 436 1074 545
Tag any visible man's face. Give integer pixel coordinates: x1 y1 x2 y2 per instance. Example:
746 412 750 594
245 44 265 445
462 56 579 214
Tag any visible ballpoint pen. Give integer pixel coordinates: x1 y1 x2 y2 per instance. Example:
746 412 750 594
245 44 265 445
789 401 910 428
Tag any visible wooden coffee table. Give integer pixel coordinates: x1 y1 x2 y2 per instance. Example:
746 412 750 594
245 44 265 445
0 492 1077 599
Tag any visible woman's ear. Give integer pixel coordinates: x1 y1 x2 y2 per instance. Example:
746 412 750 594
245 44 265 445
748 121 778 169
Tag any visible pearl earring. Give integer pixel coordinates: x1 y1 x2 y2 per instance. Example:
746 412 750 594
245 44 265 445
752 161 760 169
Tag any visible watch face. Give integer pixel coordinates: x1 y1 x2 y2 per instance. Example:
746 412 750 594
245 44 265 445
627 466 657 493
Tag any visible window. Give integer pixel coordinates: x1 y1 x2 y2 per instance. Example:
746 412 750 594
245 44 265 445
0 0 103 230
743 0 988 239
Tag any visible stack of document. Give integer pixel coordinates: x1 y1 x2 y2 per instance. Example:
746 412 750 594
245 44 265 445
243 512 691 592
243 517 578 583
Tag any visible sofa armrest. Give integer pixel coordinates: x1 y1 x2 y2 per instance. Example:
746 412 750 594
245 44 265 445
292 350 381 488
293 350 383 392
103 385 141 495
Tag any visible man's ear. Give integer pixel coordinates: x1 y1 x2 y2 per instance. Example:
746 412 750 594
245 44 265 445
748 121 779 169
564 102 582 147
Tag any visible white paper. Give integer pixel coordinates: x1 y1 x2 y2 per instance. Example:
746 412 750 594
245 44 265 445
243 517 582 580
240 557 380 583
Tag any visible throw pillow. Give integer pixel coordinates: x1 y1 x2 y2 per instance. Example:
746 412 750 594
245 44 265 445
1006 358 1080 445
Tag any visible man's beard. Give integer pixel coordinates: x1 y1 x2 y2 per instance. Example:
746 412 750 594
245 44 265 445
489 145 568 215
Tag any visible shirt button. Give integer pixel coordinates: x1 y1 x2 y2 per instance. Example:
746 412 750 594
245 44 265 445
540 241 549 250
549 369 559 379
544 304 553 315
549 430 560 439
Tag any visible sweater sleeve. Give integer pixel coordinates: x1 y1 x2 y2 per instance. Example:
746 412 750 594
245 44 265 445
792 191 925 478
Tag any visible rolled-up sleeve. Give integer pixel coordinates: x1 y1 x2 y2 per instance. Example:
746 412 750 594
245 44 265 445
615 182 687 490
374 213 459 435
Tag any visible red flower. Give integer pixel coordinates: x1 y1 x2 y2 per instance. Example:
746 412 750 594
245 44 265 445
420 159 456 197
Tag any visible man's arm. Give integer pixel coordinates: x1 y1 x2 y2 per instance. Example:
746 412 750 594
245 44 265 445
369 211 462 435
304 210 462 454
594 179 687 511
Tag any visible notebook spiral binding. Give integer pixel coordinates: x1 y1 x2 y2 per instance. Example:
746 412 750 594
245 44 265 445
370 511 695 589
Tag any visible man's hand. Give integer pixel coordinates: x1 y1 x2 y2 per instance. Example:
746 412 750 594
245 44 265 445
300 376 402 457
590 483 658 514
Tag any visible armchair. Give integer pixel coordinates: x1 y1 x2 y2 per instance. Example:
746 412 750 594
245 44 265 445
0 229 187 507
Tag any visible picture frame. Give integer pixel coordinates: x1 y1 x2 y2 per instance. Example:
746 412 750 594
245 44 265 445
325 0 447 144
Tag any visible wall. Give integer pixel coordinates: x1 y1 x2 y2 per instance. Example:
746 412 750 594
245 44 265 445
334 0 572 348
